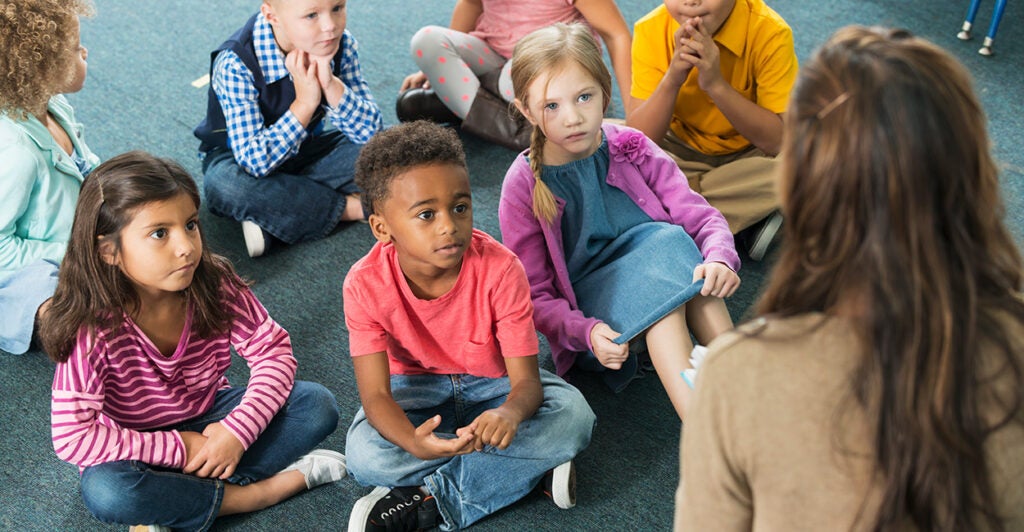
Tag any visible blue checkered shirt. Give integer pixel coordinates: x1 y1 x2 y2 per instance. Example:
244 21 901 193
210 14 382 177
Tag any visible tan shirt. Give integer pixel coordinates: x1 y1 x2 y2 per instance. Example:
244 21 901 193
676 313 1024 530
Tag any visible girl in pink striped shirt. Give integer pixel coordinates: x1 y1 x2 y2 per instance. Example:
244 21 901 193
40 151 345 532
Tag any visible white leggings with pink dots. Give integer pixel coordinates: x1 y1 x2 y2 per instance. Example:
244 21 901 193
410 25 515 119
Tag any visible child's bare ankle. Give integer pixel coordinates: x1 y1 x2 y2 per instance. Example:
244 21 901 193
340 194 365 222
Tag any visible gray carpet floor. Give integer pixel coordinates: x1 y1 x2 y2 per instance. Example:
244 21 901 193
1 0 1020 530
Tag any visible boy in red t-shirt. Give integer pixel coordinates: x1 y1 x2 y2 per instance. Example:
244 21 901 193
342 121 595 532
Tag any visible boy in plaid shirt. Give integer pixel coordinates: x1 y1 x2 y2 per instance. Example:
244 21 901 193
194 0 382 257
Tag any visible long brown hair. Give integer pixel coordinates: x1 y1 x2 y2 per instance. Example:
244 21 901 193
510 22 612 223
40 151 246 362
759 26 1023 530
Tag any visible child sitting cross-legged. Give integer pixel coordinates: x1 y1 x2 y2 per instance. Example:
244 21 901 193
343 121 595 531
41 152 346 531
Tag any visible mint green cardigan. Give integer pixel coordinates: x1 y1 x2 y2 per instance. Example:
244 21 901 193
0 95 98 279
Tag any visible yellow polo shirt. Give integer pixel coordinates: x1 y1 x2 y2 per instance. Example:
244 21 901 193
632 0 797 155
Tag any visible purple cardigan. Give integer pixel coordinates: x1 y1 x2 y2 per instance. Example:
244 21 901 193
498 122 739 376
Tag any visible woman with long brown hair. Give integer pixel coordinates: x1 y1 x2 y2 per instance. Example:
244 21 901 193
676 26 1024 530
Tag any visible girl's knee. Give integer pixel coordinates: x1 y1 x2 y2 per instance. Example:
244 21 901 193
289 381 340 438
80 464 146 523
410 25 450 55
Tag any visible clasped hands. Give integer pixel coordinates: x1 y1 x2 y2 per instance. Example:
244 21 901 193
408 409 521 461
670 16 726 92
285 48 345 117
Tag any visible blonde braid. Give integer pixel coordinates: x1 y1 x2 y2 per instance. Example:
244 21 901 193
529 127 558 223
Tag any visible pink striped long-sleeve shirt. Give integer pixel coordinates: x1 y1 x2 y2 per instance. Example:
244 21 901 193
51 282 297 470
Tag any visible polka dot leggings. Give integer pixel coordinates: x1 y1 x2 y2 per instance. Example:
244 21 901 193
410 25 515 119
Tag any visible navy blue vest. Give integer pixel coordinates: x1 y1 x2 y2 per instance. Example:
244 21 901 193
193 14 346 153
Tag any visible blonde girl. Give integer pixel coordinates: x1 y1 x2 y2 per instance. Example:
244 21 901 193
498 23 740 420
41 152 345 531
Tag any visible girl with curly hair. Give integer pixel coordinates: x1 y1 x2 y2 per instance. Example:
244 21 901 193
0 0 99 354
498 24 740 421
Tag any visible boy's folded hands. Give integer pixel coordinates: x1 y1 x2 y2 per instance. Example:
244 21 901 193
411 414 476 460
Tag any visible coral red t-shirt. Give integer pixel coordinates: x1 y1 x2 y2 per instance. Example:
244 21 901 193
343 229 538 377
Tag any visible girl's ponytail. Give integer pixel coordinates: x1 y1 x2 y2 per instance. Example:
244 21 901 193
528 127 557 223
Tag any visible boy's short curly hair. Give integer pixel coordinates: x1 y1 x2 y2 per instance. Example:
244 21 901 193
355 121 467 215
0 0 94 119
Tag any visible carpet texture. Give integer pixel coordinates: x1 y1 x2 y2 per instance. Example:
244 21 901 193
1 0 1020 530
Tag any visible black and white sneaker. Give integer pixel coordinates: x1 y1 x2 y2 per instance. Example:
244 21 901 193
542 460 576 509
348 486 441 532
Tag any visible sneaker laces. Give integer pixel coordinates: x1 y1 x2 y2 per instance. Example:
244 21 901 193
370 487 439 532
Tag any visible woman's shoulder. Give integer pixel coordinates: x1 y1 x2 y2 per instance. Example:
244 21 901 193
703 313 861 380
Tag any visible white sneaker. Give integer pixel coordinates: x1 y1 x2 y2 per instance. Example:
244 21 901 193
682 345 709 389
241 220 268 258
745 210 783 261
282 449 346 489
543 460 576 509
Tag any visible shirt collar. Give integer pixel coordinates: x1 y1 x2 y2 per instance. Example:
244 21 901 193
6 99 82 175
253 13 290 83
713 0 751 58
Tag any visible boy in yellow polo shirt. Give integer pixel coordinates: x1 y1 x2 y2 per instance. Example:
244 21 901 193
626 0 797 261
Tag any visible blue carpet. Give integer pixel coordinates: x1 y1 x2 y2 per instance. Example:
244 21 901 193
1 0 1020 530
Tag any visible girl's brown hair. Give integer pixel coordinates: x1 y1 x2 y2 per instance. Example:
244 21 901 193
0 0 94 119
510 23 612 223
40 151 247 362
760 26 1023 530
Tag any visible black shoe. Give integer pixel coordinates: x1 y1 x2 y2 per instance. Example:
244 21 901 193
349 486 441 532
396 88 460 125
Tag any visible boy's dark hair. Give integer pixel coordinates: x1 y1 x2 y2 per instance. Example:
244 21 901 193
354 121 466 215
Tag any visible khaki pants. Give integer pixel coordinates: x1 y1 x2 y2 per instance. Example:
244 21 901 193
660 132 778 233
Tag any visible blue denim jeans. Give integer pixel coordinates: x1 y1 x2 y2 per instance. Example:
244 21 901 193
202 129 363 244
79 381 340 531
346 369 595 530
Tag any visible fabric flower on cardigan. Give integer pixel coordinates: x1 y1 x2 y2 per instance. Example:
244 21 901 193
610 130 652 166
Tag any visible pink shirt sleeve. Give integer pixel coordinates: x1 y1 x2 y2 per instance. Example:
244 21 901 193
490 251 540 359
219 285 297 449
343 257 391 358
51 330 187 469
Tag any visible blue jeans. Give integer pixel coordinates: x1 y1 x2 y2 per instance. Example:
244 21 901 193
202 129 363 244
79 381 340 531
346 369 595 530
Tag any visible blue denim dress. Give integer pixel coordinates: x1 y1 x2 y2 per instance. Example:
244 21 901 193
545 140 705 391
